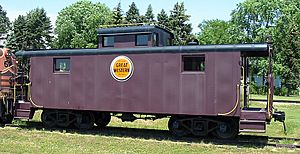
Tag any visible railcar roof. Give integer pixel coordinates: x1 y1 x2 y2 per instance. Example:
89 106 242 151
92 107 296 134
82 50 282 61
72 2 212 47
97 25 172 35
15 44 269 57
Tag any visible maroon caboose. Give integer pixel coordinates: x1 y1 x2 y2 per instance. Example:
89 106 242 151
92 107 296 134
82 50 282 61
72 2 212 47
8 25 285 139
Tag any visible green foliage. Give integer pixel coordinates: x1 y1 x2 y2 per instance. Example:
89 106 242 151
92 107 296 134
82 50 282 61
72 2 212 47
0 5 10 33
7 8 52 50
112 2 124 24
54 0 112 49
230 0 281 83
273 0 300 95
196 19 248 45
157 9 169 27
250 81 267 95
194 0 300 94
197 20 238 45
226 0 300 95
169 2 193 45
26 8 53 49
125 2 141 23
231 0 280 43
6 15 26 50
144 4 155 23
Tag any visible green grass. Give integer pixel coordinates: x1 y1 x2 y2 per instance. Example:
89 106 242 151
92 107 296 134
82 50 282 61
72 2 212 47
3 127 298 154
247 102 300 138
250 94 300 101
0 104 299 153
244 102 300 138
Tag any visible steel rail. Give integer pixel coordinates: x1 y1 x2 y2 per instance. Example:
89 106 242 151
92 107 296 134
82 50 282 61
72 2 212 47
250 99 300 104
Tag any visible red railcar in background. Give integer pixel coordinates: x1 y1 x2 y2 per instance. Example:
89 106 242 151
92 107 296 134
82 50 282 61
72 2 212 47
0 48 17 123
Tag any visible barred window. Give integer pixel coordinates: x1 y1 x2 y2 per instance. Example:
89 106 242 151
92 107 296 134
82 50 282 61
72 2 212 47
54 58 70 73
182 55 205 72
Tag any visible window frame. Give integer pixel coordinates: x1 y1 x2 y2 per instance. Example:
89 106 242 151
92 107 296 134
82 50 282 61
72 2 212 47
102 36 115 47
53 58 71 74
167 38 173 46
181 55 205 73
152 33 159 47
135 34 149 46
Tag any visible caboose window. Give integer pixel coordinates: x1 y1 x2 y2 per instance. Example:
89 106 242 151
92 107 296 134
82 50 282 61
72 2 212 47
136 34 148 46
54 58 70 73
103 36 114 47
182 56 205 72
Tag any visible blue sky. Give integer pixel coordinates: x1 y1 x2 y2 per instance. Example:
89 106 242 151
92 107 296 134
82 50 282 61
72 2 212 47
1 0 244 33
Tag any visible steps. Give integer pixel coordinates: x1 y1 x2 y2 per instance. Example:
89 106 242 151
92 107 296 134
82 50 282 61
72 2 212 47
14 101 32 119
239 119 266 133
239 108 267 132
240 108 267 120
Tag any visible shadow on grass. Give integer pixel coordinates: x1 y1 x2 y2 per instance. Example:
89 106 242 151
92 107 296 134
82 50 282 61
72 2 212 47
7 120 269 148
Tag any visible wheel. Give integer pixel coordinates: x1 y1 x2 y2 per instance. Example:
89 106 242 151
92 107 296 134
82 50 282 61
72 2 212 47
74 112 95 130
95 112 111 128
41 110 57 128
214 118 238 139
0 102 13 124
56 111 74 128
168 116 191 137
0 114 13 124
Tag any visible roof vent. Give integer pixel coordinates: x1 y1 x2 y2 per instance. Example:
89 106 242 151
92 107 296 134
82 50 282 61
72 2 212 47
187 39 199 45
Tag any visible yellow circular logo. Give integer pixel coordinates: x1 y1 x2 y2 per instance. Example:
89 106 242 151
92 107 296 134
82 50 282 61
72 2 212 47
110 56 134 82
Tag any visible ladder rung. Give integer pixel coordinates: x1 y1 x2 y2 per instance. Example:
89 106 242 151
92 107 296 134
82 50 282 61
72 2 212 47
239 129 266 133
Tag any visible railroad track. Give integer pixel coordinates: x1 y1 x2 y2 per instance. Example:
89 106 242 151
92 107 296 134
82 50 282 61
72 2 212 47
193 135 300 149
267 136 300 148
236 135 300 148
250 99 300 104
167 135 300 149
268 136 300 141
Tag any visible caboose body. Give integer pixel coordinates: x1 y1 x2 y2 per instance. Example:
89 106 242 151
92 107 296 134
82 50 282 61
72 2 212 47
28 48 242 116
1 25 285 139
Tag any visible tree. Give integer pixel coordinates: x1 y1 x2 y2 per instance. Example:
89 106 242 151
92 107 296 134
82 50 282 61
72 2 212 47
0 5 10 33
25 8 53 49
273 0 300 95
6 15 26 50
144 4 155 23
197 19 240 45
230 0 300 95
230 0 281 94
231 0 280 43
54 1 112 49
7 8 52 50
169 2 193 45
112 2 124 24
157 9 169 27
125 2 141 23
